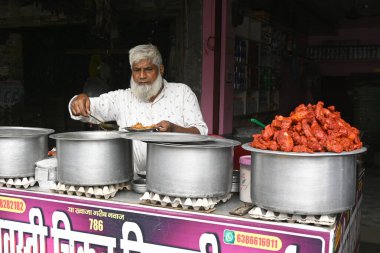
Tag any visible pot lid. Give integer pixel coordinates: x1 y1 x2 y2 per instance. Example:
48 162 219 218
242 143 367 157
153 136 241 147
0 126 54 138
121 132 213 143
152 138 241 148
50 131 122 141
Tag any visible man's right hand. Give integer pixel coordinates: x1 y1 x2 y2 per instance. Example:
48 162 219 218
70 93 91 116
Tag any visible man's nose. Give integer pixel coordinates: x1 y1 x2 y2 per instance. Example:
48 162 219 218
138 70 147 79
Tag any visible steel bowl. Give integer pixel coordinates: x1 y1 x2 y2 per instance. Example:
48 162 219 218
146 137 240 198
132 178 147 194
0 126 54 178
243 143 367 215
50 131 133 186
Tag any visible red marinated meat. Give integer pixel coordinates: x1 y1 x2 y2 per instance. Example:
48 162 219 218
251 101 363 153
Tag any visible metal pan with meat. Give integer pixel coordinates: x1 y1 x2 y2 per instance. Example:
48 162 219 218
244 101 366 215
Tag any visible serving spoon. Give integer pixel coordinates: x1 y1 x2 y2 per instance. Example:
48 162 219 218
250 118 266 128
88 114 119 131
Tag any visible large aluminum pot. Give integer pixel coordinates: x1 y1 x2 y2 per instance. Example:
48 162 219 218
146 138 240 198
0 126 54 178
50 131 133 186
243 143 367 215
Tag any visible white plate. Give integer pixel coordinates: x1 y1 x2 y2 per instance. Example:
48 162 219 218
123 126 156 132
121 132 212 143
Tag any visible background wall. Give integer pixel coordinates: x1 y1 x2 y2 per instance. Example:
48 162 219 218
0 0 203 140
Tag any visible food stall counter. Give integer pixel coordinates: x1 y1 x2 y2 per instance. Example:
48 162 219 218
0 185 361 253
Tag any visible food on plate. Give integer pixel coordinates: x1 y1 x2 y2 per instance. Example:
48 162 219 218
47 147 56 156
251 101 363 153
130 122 156 130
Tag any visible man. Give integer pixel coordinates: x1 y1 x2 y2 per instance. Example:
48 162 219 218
69 44 208 175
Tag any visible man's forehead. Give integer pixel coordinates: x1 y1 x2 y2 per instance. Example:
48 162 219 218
132 59 155 68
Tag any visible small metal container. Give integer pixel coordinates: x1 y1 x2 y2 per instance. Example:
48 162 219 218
243 143 367 215
231 170 240 193
132 178 147 194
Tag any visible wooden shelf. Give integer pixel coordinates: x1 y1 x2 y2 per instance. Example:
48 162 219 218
306 45 380 61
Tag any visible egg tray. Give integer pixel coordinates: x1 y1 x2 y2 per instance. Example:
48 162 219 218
0 177 37 189
139 191 232 211
248 206 337 226
49 182 132 199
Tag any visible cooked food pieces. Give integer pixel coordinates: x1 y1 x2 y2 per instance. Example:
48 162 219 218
130 122 156 129
48 147 57 156
251 101 363 153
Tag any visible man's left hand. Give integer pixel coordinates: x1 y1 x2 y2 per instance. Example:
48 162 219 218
155 120 200 134
155 120 173 132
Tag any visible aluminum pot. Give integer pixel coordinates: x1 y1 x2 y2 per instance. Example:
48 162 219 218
146 138 240 198
50 131 133 186
243 143 367 215
0 126 54 178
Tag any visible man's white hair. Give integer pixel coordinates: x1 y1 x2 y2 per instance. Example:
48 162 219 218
129 44 162 68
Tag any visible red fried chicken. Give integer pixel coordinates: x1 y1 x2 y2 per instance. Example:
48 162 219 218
251 101 363 153
276 130 294 152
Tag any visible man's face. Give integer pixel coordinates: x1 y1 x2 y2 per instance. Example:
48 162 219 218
130 59 164 102
131 59 162 85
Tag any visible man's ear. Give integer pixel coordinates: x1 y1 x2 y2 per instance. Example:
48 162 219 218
159 64 164 76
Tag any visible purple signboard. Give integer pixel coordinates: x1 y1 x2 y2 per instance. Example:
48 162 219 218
0 188 333 253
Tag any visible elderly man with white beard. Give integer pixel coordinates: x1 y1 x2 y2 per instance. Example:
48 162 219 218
69 44 208 175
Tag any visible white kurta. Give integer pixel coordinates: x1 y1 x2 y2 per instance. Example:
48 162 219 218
69 80 208 174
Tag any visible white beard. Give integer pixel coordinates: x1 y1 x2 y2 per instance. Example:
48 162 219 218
130 74 163 102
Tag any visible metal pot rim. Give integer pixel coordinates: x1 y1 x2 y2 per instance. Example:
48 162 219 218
0 126 55 138
50 131 123 141
149 138 241 148
242 143 367 156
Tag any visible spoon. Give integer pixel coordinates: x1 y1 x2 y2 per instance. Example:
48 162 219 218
250 118 267 128
88 114 119 131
